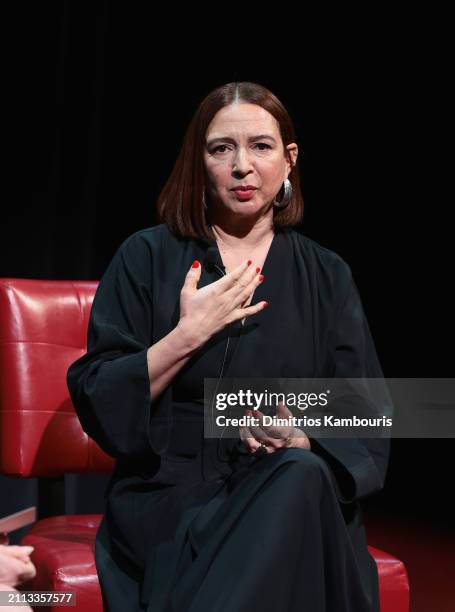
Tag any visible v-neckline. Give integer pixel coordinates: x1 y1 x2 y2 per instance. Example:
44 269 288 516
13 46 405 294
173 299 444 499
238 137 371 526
211 228 282 328
214 227 280 278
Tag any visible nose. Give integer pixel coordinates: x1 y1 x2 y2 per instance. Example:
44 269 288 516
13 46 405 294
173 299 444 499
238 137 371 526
232 147 253 174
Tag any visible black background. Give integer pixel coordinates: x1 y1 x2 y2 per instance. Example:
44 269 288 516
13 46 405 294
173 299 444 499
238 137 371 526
2 2 453 539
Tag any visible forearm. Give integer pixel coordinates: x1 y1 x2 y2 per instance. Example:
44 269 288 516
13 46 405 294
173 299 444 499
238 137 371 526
147 322 203 402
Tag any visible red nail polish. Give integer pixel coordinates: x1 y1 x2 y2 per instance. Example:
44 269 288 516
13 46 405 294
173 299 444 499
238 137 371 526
263 301 269 308
247 260 252 266
256 267 260 273
259 274 264 282
192 260 200 268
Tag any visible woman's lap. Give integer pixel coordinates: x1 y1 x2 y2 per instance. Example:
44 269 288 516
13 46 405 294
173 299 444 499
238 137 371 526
168 448 377 612
96 448 378 611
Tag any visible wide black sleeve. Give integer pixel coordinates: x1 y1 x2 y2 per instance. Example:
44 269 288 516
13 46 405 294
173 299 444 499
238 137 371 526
66 231 172 461
309 263 392 504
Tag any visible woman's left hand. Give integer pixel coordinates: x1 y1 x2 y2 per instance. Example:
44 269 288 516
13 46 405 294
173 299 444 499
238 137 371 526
239 401 311 454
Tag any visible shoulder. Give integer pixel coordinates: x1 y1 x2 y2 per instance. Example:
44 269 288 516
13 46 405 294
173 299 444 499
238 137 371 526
286 228 353 285
114 223 180 259
283 228 355 317
118 223 171 250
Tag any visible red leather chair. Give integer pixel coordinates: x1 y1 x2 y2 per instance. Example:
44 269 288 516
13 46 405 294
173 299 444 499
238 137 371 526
0 278 410 612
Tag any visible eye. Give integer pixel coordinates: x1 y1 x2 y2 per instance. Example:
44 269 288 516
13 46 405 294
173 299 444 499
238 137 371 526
212 145 230 153
211 143 271 154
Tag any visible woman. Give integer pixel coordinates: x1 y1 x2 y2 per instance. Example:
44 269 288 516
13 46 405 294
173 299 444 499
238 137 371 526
67 82 390 611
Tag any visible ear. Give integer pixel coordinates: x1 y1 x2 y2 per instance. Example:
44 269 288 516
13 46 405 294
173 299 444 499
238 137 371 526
285 143 298 177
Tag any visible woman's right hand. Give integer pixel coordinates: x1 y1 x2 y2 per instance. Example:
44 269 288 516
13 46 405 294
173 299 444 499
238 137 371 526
177 259 267 347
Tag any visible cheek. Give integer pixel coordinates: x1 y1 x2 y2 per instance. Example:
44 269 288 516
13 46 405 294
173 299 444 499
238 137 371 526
211 169 230 189
260 155 285 174
261 163 286 187
205 160 223 181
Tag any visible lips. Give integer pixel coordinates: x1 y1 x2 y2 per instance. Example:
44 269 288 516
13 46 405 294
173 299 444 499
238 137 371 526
231 186 257 191
233 188 256 200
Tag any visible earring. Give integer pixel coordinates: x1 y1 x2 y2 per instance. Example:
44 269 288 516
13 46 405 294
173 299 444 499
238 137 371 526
273 178 292 208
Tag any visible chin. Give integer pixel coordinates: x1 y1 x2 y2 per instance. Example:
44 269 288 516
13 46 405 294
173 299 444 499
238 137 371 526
216 198 265 217
233 205 263 215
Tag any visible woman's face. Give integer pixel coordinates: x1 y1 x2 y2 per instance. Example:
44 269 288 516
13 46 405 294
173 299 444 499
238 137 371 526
203 103 298 220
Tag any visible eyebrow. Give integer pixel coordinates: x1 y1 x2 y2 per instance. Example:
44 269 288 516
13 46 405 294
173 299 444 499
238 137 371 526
206 134 277 147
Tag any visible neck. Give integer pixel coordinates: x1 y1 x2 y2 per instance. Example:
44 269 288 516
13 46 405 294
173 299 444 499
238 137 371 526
210 215 275 253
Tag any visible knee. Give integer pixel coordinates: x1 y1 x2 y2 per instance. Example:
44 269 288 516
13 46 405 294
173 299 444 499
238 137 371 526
279 447 331 481
280 447 324 466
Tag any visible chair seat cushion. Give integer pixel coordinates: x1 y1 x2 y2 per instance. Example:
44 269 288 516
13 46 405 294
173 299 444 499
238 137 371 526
20 515 103 612
19 515 409 612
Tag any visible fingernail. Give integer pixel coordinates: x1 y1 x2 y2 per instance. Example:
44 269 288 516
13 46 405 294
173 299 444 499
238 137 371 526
247 260 252 266
192 260 200 268
263 301 269 308
255 266 261 273
259 274 264 282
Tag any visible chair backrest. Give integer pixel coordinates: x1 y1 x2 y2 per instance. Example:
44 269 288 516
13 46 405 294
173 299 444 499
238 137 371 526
0 278 115 478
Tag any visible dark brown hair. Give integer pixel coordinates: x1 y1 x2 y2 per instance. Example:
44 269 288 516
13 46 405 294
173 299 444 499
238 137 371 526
156 82 304 239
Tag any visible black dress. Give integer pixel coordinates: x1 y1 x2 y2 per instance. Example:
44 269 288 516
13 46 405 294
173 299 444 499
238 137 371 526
66 223 391 611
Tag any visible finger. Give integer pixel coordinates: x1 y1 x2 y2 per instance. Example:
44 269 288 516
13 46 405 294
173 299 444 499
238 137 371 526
226 264 263 306
182 259 202 292
240 425 273 454
18 562 37 582
248 408 292 448
3 545 34 558
2 556 26 576
275 401 295 441
251 438 273 454
233 299 269 324
241 426 273 455
292 428 311 449
0 545 26 554
233 271 265 310
274 402 310 447
245 409 277 447
0 550 25 563
276 400 292 416
222 259 258 293
239 425 256 453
